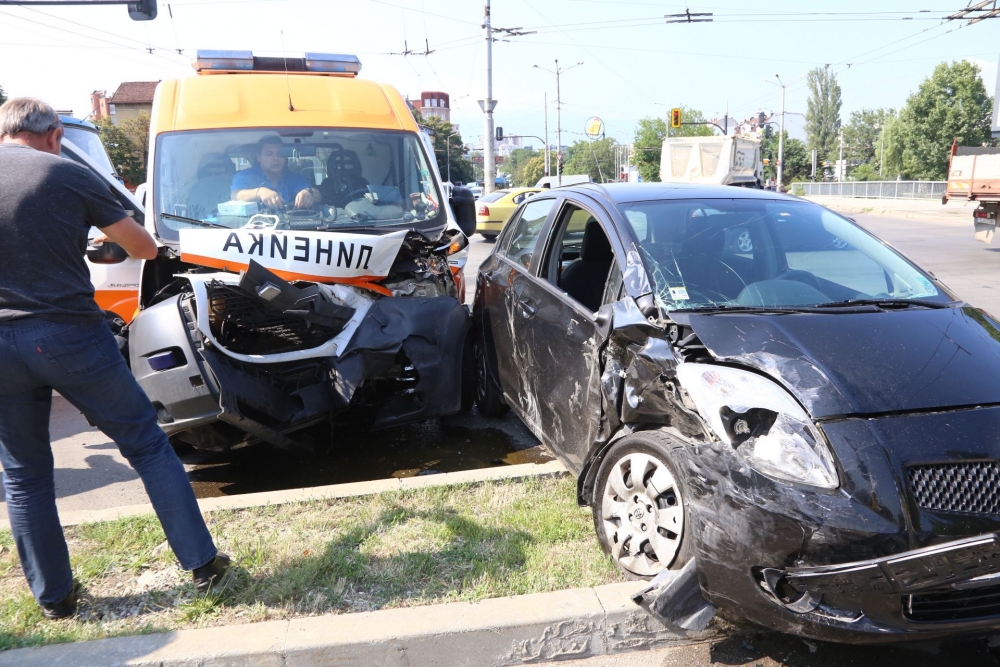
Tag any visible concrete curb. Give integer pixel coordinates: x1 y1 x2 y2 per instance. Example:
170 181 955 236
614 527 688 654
0 581 720 667
0 461 568 531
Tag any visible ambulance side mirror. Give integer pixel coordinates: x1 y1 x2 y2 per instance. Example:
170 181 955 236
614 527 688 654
87 241 129 264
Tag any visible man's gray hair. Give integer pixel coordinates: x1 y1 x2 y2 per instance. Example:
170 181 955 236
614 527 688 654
0 98 62 137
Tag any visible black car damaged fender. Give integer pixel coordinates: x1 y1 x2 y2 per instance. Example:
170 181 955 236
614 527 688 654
474 183 1000 642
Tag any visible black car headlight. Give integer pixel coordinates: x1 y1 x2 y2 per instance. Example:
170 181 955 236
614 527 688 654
677 364 839 489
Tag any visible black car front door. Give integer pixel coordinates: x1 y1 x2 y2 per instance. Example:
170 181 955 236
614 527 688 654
504 196 623 473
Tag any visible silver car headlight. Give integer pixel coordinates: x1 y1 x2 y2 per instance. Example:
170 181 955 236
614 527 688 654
676 364 839 489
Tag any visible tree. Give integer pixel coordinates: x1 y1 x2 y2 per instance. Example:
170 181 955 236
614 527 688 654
842 108 895 173
119 111 151 173
563 137 617 182
632 107 716 183
413 111 473 184
762 131 810 185
95 117 144 186
893 60 994 180
0 85 7 106
504 147 542 187
520 155 546 187
806 66 842 162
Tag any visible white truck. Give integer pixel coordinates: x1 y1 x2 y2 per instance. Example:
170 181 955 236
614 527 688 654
659 136 762 187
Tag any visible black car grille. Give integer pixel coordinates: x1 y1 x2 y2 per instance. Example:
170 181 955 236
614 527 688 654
207 281 341 356
908 462 1000 515
905 582 1000 622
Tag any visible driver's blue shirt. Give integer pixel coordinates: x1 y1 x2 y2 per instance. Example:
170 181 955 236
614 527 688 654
230 165 312 204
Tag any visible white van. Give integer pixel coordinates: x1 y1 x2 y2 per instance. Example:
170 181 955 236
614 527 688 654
534 174 593 189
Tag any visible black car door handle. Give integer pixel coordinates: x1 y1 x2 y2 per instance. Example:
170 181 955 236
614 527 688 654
518 299 537 317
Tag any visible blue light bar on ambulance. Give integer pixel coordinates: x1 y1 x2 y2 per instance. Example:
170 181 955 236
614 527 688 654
194 50 361 76
194 50 254 72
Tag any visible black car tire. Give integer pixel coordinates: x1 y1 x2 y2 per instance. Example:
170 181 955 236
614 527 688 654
473 335 509 417
481 233 498 242
592 431 692 580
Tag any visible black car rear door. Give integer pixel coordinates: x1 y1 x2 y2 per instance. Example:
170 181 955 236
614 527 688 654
506 194 625 473
477 196 559 417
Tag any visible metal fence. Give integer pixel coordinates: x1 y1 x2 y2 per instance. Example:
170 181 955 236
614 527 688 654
795 181 947 200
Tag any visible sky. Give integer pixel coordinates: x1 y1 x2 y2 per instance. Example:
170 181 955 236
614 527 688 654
0 0 997 149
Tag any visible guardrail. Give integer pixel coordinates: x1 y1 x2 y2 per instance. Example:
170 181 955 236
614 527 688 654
796 181 947 200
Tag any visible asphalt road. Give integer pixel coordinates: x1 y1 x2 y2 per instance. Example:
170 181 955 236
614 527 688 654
2 211 997 515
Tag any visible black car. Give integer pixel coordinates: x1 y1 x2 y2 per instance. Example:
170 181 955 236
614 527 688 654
472 182 1000 643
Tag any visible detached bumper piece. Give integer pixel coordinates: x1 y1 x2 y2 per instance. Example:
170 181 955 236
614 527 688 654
632 559 716 632
762 533 1000 621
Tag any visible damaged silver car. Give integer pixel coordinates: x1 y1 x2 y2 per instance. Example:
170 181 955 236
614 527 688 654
473 183 1000 642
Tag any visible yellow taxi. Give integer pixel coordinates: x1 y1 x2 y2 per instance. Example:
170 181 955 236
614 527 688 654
476 187 541 240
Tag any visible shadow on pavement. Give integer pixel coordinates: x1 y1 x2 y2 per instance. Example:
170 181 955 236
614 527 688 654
705 631 1000 666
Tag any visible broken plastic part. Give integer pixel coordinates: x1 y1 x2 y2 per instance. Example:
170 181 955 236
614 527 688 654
631 559 716 631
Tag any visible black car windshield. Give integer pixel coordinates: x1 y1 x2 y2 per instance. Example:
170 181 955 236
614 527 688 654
152 127 443 242
620 198 943 312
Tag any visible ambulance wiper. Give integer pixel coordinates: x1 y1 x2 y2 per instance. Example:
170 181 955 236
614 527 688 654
159 213 229 229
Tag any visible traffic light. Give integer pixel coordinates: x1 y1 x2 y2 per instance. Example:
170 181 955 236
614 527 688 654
758 111 766 127
670 108 682 129
495 127 504 141
765 126 773 139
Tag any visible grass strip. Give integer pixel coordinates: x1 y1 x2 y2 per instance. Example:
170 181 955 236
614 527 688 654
0 475 621 651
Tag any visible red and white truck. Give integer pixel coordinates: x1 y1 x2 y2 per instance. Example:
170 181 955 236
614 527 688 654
946 141 1000 243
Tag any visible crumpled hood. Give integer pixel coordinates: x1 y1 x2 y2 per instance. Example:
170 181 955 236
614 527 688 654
686 306 1000 418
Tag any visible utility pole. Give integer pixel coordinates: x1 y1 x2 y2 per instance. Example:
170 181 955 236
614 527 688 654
838 130 845 181
482 0 496 194
544 92 550 177
534 59 584 186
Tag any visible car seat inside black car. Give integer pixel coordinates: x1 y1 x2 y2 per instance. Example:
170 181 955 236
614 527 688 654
553 209 614 312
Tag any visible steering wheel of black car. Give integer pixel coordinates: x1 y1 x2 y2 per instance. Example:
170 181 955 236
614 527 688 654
776 269 821 290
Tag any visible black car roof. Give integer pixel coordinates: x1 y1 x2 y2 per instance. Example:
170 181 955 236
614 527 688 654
557 182 800 205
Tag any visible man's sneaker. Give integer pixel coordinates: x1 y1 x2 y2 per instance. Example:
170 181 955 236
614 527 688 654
192 553 231 594
41 584 78 620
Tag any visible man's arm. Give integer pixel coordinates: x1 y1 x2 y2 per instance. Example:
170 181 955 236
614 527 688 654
99 217 158 260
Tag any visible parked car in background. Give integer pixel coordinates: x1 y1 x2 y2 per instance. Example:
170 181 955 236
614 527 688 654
469 185 484 200
473 182 1000 643
476 187 541 240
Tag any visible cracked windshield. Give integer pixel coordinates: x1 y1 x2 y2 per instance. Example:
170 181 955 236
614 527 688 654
622 198 940 311
153 128 442 241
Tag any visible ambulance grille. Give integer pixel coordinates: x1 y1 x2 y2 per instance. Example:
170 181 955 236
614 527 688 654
206 281 340 355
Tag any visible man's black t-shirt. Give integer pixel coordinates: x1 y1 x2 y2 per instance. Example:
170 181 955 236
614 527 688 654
0 143 129 323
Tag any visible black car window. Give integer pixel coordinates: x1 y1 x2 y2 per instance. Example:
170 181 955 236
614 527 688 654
497 198 554 270
544 201 616 312
621 198 942 311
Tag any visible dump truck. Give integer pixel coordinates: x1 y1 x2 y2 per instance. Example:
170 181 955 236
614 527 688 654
945 140 1000 243
659 135 762 187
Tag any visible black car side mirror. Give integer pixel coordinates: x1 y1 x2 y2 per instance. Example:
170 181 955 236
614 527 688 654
87 241 129 264
449 186 477 238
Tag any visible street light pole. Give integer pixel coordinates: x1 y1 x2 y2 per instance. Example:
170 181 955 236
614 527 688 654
544 92 550 177
483 0 496 194
534 60 583 187
764 73 805 189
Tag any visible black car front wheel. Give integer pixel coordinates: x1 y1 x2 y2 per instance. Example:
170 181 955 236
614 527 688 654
593 431 691 579
473 336 509 417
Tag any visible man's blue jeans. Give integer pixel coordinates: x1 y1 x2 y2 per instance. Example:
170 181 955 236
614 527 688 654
0 318 218 604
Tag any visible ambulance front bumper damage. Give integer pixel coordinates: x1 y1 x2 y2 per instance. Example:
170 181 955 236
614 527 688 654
129 260 470 451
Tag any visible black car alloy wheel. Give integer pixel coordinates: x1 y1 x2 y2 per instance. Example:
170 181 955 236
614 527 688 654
594 431 691 579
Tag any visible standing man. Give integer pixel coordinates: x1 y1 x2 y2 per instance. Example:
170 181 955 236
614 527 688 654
231 135 321 209
0 98 229 619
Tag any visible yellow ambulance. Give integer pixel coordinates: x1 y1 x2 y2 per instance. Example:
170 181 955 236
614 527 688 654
87 50 477 453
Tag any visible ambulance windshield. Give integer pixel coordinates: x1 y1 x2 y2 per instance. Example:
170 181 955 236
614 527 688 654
152 128 443 242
